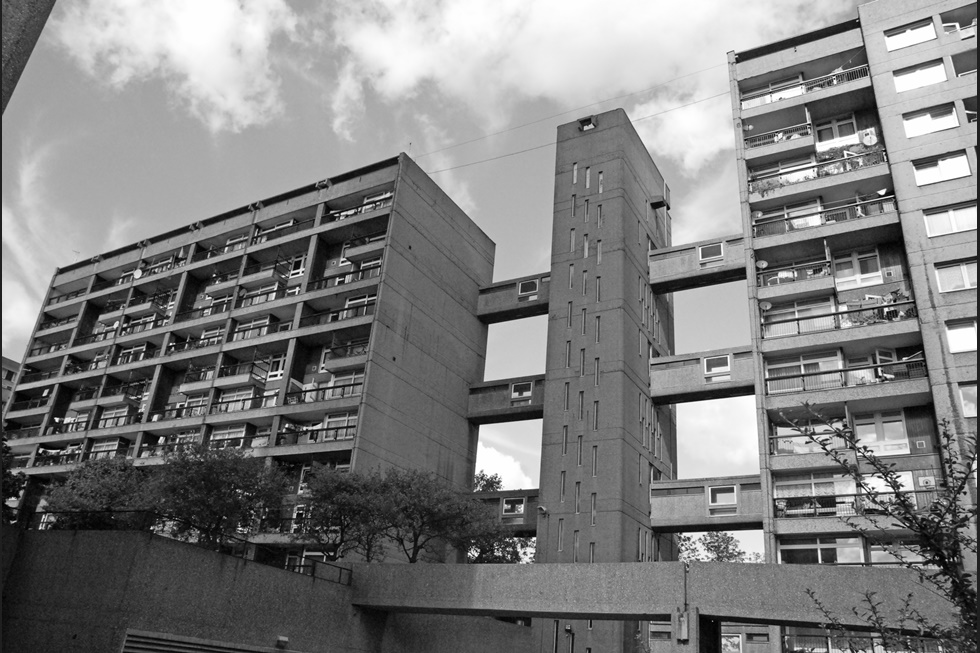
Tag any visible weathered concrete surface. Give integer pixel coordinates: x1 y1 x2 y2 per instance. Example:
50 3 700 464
352 560 958 629
1 0 56 113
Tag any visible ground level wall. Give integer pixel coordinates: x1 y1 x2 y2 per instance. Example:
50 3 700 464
0 527 531 653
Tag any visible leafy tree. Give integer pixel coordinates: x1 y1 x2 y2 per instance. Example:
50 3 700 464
676 531 759 562
43 457 153 530
2 439 27 523
468 533 535 564
382 468 505 563
303 466 389 561
787 406 977 652
155 444 288 550
473 469 503 492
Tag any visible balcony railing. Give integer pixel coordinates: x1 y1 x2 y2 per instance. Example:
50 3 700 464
2 426 42 440
298 303 376 329
183 367 216 383
209 434 271 450
230 321 291 342
32 451 83 467
46 288 87 306
19 369 59 384
165 333 225 354
83 445 132 461
209 395 276 414
308 266 381 292
320 339 370 362
285 381 363 405
46 420 91 435
251 218 315 245
277 425 356 445
325 196 393 222
38 315 78 331
237 288 291 308
94 413 143 429
744 122 812 149
769 431 849 455
138 441 199 458
118 317 168 337
774 490 938 519
114 349 156 366
217 361 269 380
240 259 290 279
71 330 116 347
28 341 69 357
749 150 887 194
100 383 146 401
173 303 231 323
762 299 917 338
753 196 897 237
206 270 239 287
740 65 870 109
757 261 831 287
147 405 208 421
765 359 927 395
8 396 51 412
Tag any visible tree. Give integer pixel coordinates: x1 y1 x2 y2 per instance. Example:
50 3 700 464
303 466 389 561
676 531 759 563
43 457 153 530
155 444 288 550
468 532 535 564
473 469 503 492
382 468 505 563
788 406 977 652
2 439 26 523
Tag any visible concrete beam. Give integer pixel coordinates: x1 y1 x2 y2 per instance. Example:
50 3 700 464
468 374 545 424
350 561 958 630
477 273 551 324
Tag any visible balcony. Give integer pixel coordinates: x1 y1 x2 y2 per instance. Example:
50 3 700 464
325 195 393 222
276 424 356 445
753 196 896 238
239 260 289 287
769 430 849 456
71 330 117 348
19 369 59 384
744 122 812 150
215 361 269 388
285 381 363 405
37 315 78 332
147 404 208 422
740 65 870 110
762 299 917 339
237 287 291 309
251 217 316 245
46 287 87 307
173 303 231 324
165 332 225 355
209 395 276 415
2 426 42 441
308 266 381 292
774 489 938 520
209 433 271 450
7 396 51 413
93 412 143 430
230 321 291 342
748 150 887 199
343 232 387 262
46 419 91 436
757 261 832 289
764 358 926 396
113 349 156 366
28 341 69 358
32 450 84 467
298 303 376 329
118 317 168 337
319 338 370 365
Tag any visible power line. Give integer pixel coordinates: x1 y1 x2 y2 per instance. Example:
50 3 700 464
424 90 731 174
416 62 727 159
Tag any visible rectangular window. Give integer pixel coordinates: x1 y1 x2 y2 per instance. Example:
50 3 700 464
894 60 947 92
582 269 588 296
502 498 526 516
584 199 589 222
903 104 959 137
595 276 601 302
581 308 587 335
698 243 724 267
590 493 597 525
596 240 602 265
779 536 863 564
959 383 977 417
598 171 603 193
885 19 937 51
592 401 599 431
577 435 583 466
834 249 882 289
924 203 977 236
575 482 581 513
936 260 977 291
585 166 591 189
565 341 571 368
567 301 573 328
583 234 589 258
815 114 858 149
708 486 737 516
511 381 533 401
853 410 910 456
594 358 600 386
571 195 576 218
563 383 570 411
573 530 580 562
570 229 576 253
578 391 585 420
562 425 569 455
946 319 977 352
572 163 578 184
704 355 732 382
913 152 971 185
589 542 596 563
569 264 574 289
595 316 601 342
560 471 566 502
557 519 564 551
596 204 602 228
579 349 586 376
591 445 598 477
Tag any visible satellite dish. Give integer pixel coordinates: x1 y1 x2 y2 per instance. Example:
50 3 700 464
756 260 769 269
759 301 773 311
132 268 143 279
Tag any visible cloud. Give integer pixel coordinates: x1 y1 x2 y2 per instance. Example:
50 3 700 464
51 0 298 133
675 397 759 479
1 143 80 357
476 441 535 490
414 114 478 216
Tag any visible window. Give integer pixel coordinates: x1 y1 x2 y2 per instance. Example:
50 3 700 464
592 401 599 431
596 240 602 265
959 383 977 418
565 341 571 368
570 229 576 253
699 243 724 268
559 471 566 502
266 354 286 381
575 482 581 513
563 383 569 410
591 446 598 476
573 531 580 562
598 172 603 193
762 297 836 338
518 280 539 302
577 435 583 466
584 199 589 222
595 276 601 302
582 269 588 296
853 411 909 456
562 426 568 455
936 260 977 291
581 308 587 335
833 249 882 289
557 519 564 551
924 203 977 236
815 114 857 148
893 60 947 92
578 391 585 420
511 382 533 404
502 498 526 516
708 486 737 515
569 264 574 289
590 493 597 525
594 358 600 386
703 355 731 383
571 195 576 218
596 204 602 228
583 234 589 258
585 167 591 189
903 104 959 137
779 536 863 564
913 152 971 185
774 471 856 517
946 319 977 352
721 635 742 653
579 349 585 376
589 542 596 563
765 351 840 394
885 19 937 51
595 315 601 342
572 162 578 184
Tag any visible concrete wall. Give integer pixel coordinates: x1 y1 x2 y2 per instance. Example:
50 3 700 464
1 526 533 653
648 235 746 294
649 347 755 404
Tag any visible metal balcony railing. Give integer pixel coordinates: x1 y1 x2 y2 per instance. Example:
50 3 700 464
209 434 271 450
749 150 887 194
28 341 69 357
285 381 363 405
182 367 216 383
114 349 156 366
237 288 290 308
38 315 78 331
740 65 870 109
325 196 393 222
2 426 42 440
298 303 376 329
757 261 832 287
769 431 849 455
240 259 290 279
308 266 381 292
71 330 117 348
46 420 91 435
276 425 356 445
774 489 938 519
208 395 276 414
320 339 370 362
753 196 897 237
19 369 59 384
147 404 208 421
32 450 83 467
8 396 51 412
165 333 225 354
230 321 290 342
118 317 168 337
46 288 87 306
100 383 146 401
744 122 812 149
217 361 269 380
765 359 927 395
251 218 316 245
206 270 239 287
173 302 231 323
94 413 143 429
762 299 916 338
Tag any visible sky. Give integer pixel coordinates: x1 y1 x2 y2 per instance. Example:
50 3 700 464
1 0 866 536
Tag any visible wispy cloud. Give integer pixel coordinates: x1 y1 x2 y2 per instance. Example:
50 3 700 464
675 397 759 479
476 440 536 490
51 0 299 133
415 114 477 216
